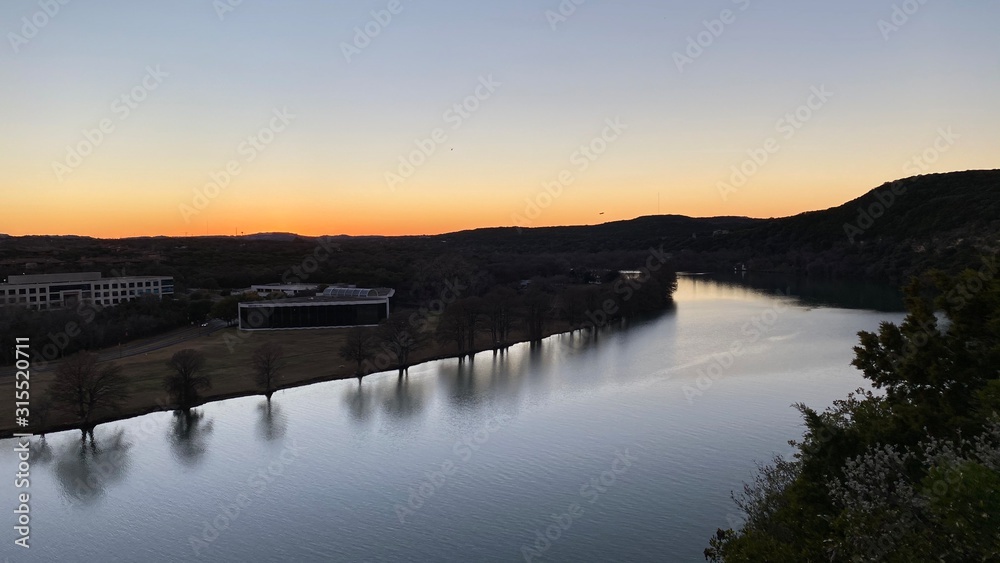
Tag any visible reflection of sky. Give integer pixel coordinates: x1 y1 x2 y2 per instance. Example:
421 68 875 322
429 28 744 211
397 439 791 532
0 278 907 561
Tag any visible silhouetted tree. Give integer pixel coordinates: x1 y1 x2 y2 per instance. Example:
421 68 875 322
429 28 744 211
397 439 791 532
522 290 552 342
377 312 425 376
165 349 210 410
436 300 474 354
340 327 375 376
210 295 241 326
50 352 130 436
252 342 285 400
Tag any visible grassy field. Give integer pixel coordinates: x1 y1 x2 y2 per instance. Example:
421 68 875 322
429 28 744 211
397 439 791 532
2 320 574 437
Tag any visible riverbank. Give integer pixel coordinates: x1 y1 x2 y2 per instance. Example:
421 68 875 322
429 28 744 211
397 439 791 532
1 318 592 438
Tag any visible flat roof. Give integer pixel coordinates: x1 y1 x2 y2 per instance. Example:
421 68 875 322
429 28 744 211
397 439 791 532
2 273 174 286
240 296 389 307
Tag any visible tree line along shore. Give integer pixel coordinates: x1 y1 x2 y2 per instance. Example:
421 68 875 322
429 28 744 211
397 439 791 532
1 268 677 438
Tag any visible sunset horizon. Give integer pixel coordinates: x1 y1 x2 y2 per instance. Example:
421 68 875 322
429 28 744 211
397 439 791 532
4 166 990 239
4 2 997 239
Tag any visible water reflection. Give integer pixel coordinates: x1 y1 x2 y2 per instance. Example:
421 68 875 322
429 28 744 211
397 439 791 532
256 399 288 442
168 409 214 466
53 428 132 506
698 273 904 311
29 434 54 466
380 375 426 422
343 383 376 424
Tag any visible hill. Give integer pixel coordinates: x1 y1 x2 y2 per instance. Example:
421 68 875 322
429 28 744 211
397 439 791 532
0 170 996 287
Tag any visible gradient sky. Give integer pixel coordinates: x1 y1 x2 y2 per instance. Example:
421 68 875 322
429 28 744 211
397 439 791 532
2 0 998 238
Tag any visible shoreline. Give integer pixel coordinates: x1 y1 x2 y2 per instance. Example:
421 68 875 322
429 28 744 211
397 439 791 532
1 318 599 439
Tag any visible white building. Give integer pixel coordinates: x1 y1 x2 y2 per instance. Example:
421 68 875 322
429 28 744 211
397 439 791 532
0 272 174 311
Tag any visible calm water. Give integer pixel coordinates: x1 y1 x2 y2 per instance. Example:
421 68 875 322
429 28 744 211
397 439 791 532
2 277 904 562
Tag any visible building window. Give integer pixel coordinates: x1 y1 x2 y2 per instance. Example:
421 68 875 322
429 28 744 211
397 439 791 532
19 289 26 294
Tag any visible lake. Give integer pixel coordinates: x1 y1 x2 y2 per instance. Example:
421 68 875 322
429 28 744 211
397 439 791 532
1 275 905 562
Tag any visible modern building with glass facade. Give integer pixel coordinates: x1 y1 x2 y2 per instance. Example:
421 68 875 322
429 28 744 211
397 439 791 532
0 272 174 310
238 287 394 331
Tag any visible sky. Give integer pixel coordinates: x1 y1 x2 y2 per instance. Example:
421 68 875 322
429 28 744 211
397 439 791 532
1 0 998 238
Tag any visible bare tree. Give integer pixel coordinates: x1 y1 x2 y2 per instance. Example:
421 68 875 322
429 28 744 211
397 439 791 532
50 352 130 435
377 313 424 376
165 349 210 410
252 342 285 400
340 327 375 377
436 301 471 355
523 290 552 342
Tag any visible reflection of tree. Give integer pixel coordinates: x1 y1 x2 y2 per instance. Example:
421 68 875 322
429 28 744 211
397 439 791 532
53 428 132 506
168 409 214 466
31 435 54 466
256 399 287 442
343 383 374 424
381 376 425 421
444 360 480 409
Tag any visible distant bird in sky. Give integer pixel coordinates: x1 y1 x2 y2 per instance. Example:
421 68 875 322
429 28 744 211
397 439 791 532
599 212 604 215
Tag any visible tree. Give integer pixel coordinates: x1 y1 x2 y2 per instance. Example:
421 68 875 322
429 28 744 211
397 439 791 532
705 263 1000 562
210 295 241 326
377 312 424 376
482 287 518 349
49 352 130 435
436 300 473 355
561 285 592 330
165 349 210 410
522 290 552 342
252 342 285 399
340 327 375 377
